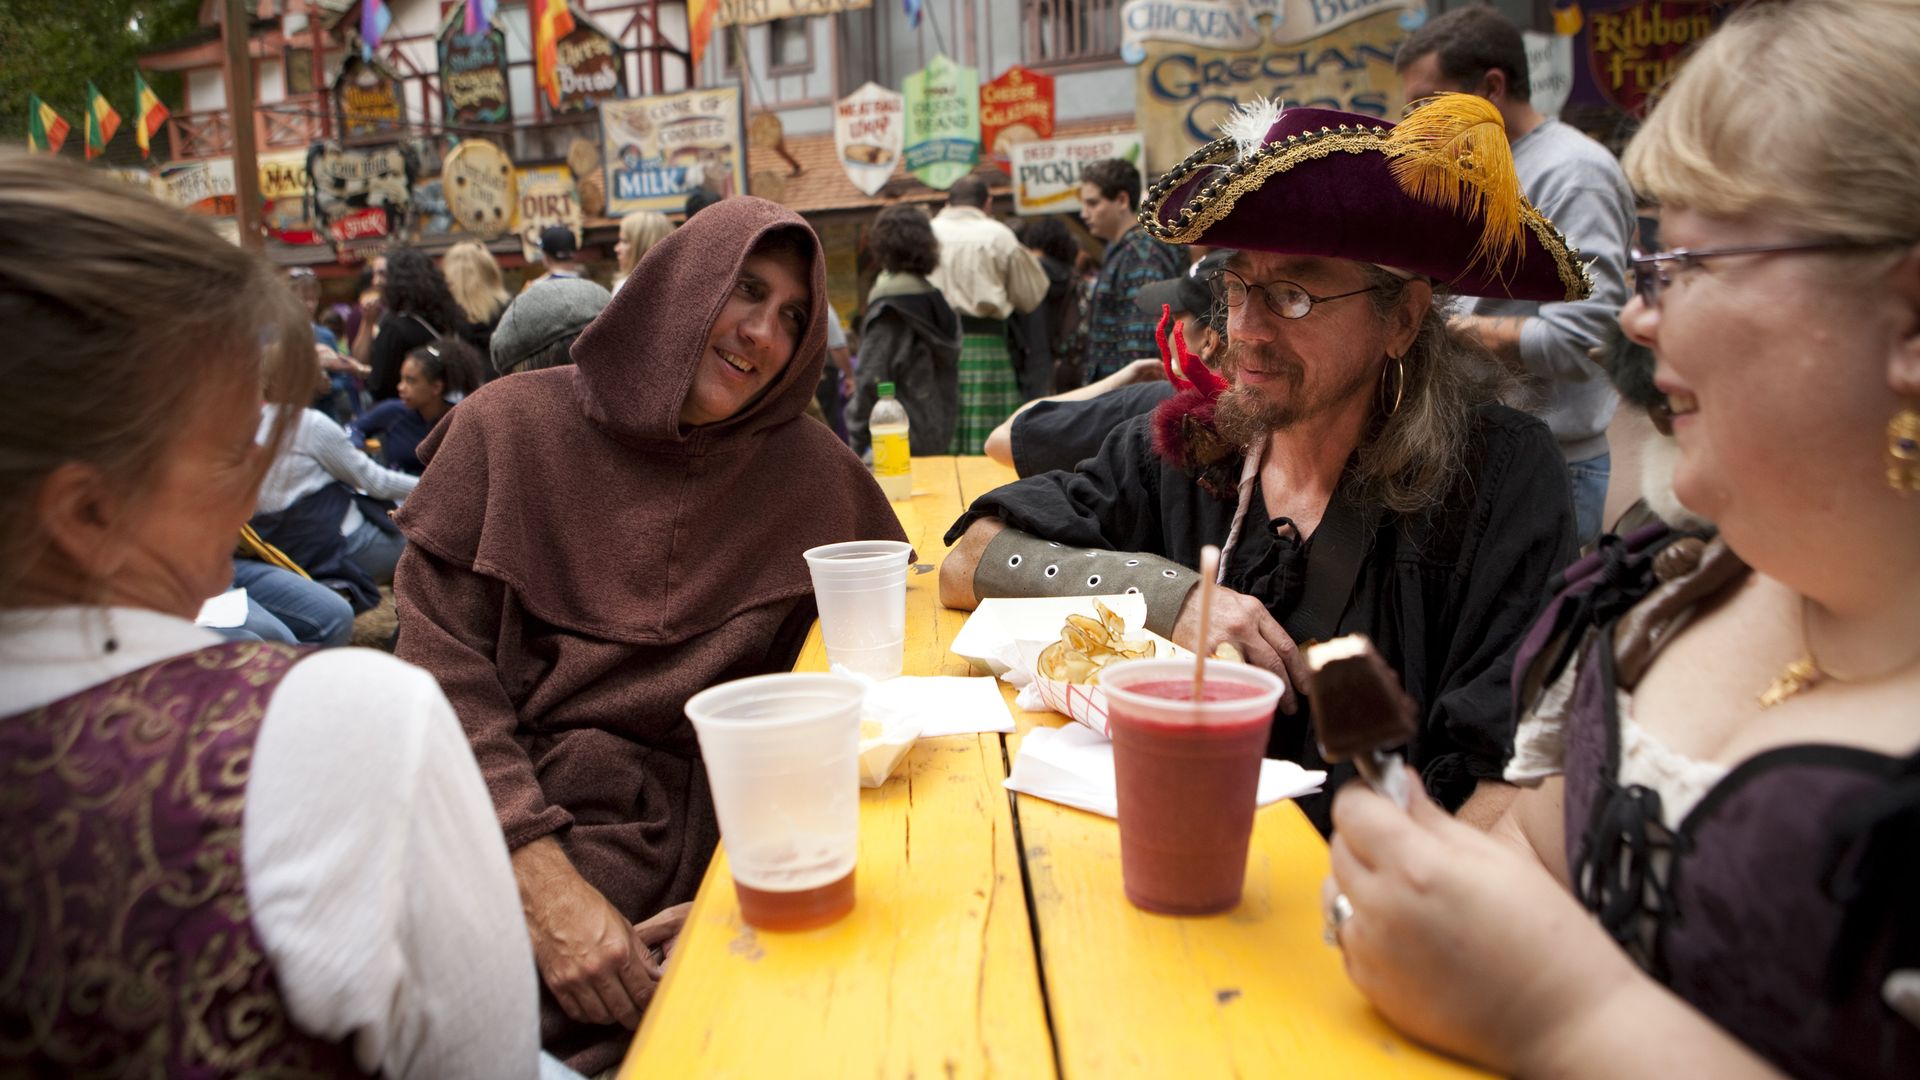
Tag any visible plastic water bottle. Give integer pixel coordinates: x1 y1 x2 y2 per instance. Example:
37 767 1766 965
869 381 912 502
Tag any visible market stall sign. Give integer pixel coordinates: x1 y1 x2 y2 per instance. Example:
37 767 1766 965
833 81 904 197
902 54 979 191
443 138 517 238
552 18 624 115
333 54 405 138
440 23 512 127
1010 131 1143 216
600 86 745 215
715 0 872 26
979 66 1054 175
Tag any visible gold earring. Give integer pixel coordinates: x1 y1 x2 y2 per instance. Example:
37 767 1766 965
1889 400 1920 493
1380 355 1406 418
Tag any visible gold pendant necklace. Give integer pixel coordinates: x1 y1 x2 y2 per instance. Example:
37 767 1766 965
1757 595 1920 709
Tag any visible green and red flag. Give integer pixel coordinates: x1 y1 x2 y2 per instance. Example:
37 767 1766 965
135 73 169 159
85 83 122 160
27 95 70 155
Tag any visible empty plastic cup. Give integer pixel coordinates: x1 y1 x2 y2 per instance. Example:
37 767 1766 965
1100 658 1285 915
803 540 912 680
685 672 865 931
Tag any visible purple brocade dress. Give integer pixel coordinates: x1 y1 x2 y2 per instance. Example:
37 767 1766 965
1 641 364 1078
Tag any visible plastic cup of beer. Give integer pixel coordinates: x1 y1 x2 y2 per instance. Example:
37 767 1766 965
685 672 864 931
1099 658 1285 915
802 540 912 680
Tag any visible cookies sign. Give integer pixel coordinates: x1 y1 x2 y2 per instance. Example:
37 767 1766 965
979 66 1054 175
443 138 515 239
600 87 744 215
833 82 904 197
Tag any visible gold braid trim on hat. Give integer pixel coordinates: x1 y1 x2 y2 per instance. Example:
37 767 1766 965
1137 120 1593 303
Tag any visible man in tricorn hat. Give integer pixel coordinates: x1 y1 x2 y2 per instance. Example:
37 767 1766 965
940 96 1585 831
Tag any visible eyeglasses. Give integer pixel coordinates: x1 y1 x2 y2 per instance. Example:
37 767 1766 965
1629 239 1890 307
1211 268 1380 320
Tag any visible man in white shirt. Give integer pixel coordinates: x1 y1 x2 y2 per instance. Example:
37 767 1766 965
926 177 1050 453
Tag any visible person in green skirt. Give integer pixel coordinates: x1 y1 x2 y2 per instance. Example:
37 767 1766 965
926 177 1050 454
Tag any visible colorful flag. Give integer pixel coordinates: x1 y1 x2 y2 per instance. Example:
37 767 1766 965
1552 2 1584 36
27 95 70 155
686 0 716 68
85 83 122 160
134 72 170 159
903 0 923 30
532 0 577 108
360 0 392 57
463 0 498 36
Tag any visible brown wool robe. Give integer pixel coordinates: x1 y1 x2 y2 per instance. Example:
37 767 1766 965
392 197 906 1073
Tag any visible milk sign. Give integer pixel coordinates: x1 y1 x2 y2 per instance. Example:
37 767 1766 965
600 87 745 215
1011 132 1144 216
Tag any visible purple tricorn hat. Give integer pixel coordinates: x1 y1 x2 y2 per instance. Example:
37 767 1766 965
1137 96 1592 303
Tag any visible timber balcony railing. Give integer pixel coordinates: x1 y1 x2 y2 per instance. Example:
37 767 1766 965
164 94 332 160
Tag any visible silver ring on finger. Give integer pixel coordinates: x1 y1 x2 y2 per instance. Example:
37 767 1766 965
1322 891 1354 947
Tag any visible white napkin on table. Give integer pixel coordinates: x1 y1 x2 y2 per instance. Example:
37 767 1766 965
837 669 1016 736
1004 723 1325 818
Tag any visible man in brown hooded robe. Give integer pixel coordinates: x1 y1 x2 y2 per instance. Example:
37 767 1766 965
392 197 906 1074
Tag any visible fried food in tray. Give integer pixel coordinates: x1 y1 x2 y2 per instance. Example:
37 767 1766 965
1035 599 1159 686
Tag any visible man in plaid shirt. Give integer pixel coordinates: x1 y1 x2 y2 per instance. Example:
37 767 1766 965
1078 157 1187 385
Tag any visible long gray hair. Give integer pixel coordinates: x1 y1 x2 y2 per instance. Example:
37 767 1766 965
1351 266 1517 516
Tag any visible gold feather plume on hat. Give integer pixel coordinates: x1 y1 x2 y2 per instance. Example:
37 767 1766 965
1383 93 1524 280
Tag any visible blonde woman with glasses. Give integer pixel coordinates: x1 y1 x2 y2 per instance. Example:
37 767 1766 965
1323 3 1920 1076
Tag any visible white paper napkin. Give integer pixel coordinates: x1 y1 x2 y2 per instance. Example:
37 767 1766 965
839 670 1016 736
950 594 1152 677
194 587 249 629
1004 723 1325 818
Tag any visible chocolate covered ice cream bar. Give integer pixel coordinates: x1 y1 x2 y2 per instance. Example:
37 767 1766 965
1305 634 1415 808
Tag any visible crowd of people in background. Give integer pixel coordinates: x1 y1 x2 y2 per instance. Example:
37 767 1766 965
4 0 1918 1076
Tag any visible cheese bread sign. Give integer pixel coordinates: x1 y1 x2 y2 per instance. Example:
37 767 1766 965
1010 131 1144 216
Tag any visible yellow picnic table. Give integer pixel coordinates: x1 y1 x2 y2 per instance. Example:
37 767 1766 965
619 456 1488 1079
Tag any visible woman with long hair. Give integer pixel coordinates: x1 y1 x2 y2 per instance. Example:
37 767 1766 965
443 240 512 356
612 211 673 293
369 248 467 401
0 149 537 1077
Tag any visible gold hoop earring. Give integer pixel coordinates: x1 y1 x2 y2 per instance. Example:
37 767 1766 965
1380 354 1406 418
1889 400 1920 493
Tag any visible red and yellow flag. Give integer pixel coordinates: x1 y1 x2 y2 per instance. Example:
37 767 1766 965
135 72 170 159
686 0 717 69
27 95 70 155
85 83 122 160
531 0 577 109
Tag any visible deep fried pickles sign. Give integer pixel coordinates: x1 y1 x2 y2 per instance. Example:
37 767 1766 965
1123 0 1420 174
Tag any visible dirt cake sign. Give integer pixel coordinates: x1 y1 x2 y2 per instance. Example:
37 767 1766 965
1123 0 1420 174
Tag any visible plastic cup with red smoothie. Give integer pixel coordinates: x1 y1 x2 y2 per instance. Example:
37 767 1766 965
1099 657 1285 915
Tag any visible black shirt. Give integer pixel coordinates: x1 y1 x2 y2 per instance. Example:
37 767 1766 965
1010 382 1174 477
949 404 1577 832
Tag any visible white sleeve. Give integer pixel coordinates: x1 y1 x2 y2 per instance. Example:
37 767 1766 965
245 648 539 1080
305 412 421 501
1505 651 1576 786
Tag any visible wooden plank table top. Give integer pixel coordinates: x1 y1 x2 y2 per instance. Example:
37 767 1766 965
621 456 1486 1079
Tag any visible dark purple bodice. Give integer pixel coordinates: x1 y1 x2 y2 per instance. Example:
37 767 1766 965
1518 531 1920 1079
0 641 365 1077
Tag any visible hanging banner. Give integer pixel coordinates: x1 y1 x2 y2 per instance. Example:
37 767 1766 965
1569 1 1728 117
903 54 980 191
600 86 745 215
440 22 512 127
1010 131 1144 216
332 54 405 138
980 65 1055 174
715 0 872 25
158 157 237 215
260 149 324 245
551 16 624 115
1523 29 1575 120
515 165 582 261
833 81 904 197
1128 1 1410 180
443 138 516 238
